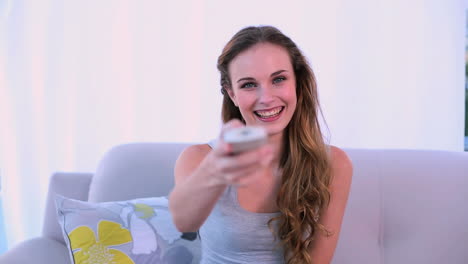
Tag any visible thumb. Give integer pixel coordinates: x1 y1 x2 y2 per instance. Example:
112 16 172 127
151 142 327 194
215 119 244 155
220 119 245 138
212 139 232 156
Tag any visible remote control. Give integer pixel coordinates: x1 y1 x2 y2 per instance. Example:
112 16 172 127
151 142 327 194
223 126 267 154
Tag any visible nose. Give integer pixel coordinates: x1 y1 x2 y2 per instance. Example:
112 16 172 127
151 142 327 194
258 84 274 105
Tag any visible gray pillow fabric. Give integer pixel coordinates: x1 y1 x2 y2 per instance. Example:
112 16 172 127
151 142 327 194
55 195 201 264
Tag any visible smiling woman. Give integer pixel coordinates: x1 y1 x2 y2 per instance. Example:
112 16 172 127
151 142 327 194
169 25 353 264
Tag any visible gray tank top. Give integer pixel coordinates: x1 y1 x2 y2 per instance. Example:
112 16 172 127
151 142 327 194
199 141 285 263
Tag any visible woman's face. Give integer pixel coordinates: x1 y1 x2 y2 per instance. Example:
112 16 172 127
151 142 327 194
227 42 297 138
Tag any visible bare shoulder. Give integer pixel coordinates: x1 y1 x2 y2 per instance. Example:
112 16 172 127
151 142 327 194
328 145 353 184
178 144 212 160
307 146 353 261
174 144 212 184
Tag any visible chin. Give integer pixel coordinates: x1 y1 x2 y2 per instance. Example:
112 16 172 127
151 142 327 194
263 124 289 138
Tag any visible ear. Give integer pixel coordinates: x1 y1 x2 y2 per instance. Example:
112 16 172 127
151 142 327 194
226 88 238 107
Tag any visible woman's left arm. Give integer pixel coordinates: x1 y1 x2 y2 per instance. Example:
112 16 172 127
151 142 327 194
309 146 353 263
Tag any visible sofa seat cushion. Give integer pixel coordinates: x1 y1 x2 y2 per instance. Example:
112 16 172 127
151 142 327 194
0 237 71 264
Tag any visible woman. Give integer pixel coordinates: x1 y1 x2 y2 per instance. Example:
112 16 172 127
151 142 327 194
169 26 353 264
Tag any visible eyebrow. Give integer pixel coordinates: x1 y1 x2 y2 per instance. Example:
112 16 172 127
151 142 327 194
236 70 288 83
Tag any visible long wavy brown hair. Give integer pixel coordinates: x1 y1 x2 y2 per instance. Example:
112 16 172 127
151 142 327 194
217 26 333 263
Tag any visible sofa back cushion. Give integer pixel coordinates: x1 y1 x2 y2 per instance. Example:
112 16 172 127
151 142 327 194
88 143 190 202
379 149 468 263
332 148 383 263
43 172 93 243
334 148 468 264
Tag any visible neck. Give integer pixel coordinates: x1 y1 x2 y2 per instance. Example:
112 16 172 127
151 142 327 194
266 130 286 170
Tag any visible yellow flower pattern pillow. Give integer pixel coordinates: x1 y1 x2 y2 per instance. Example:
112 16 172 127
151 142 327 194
55 195 201 264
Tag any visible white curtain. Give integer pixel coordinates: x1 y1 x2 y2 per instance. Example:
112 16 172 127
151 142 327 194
0 0 464 249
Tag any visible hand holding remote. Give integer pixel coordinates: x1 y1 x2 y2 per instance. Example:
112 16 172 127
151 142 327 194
200 120 272 187
223 126 267 154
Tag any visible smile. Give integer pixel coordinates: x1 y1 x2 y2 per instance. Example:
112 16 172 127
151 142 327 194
254 106 284 118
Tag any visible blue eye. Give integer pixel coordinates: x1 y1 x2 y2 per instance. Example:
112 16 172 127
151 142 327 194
241 82 256 88
273 76 286 84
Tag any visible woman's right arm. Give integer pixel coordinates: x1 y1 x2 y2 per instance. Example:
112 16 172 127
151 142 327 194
169 121 273 232
168 143 227 232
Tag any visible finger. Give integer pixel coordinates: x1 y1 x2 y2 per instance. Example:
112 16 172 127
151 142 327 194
230 167 265 187
232 177 256 187
211 119 245 156
217 147 266 173
224 165 262 184
211 140 232 156
221 119 245 135
223 163 261 181
219 119 245 144
229 144 272 169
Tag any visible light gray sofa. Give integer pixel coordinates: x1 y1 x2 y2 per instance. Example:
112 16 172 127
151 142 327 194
1 143 467 264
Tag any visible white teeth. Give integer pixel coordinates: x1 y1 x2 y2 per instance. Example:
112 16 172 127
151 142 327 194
255 107 282 118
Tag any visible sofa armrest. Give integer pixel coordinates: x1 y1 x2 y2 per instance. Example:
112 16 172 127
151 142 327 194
42 172 93 243
0 237 71 264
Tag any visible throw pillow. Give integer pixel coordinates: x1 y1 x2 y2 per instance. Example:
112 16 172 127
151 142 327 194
55 195 201 264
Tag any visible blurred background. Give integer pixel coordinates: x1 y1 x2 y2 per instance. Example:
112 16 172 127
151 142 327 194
0 0 466 253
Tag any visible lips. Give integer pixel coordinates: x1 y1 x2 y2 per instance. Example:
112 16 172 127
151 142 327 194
254 106 284 118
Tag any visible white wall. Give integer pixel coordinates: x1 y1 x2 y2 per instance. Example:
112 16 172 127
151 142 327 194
0 0 465 247
330 0 465 150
